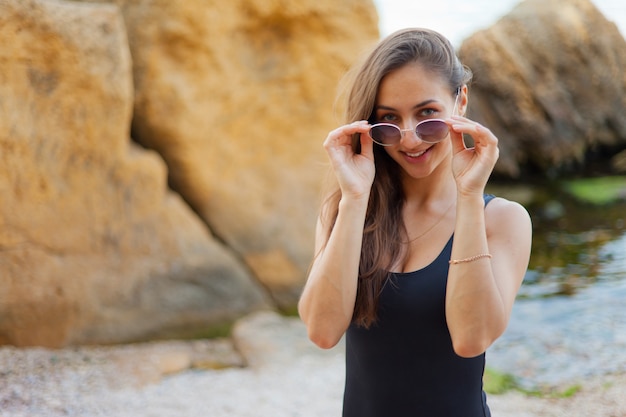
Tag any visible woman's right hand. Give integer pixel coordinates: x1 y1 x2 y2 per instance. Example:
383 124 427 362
323 120 376 200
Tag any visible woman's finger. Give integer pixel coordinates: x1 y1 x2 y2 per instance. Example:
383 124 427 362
447 119 467 155
359 129 374 160
324 120 370 148
449 117 497 150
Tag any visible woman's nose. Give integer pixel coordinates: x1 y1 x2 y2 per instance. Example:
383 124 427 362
400 126 423 146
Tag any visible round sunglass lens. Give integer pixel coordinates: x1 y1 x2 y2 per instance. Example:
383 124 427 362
369 125 401 145
415 120 449 142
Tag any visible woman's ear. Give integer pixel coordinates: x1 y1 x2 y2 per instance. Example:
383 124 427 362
459 85 469 116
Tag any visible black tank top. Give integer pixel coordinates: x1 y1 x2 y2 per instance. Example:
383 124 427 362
342 195 495 417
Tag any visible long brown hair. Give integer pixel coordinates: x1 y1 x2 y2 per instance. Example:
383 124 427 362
320 28 473 328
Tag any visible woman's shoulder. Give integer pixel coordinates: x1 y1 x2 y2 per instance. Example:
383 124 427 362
484 195 532 234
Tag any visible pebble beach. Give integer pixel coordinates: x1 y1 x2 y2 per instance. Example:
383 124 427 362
2 311 626 417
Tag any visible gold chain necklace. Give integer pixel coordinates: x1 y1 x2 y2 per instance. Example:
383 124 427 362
405 199 456 243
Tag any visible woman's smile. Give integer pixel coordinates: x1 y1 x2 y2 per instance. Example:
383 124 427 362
403 145 433 160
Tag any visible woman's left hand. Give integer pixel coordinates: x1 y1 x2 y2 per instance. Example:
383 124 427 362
447 115 500 196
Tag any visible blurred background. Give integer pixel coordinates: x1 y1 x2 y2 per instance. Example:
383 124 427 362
0 0 625 397
375 0 626 45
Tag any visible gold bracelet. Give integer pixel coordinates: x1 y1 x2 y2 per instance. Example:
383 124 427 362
449 253 492 265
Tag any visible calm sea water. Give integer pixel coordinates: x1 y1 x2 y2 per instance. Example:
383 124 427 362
489 233 626 389
374 0 626 46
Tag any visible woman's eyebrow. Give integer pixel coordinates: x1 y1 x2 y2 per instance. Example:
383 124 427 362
375 99 438 112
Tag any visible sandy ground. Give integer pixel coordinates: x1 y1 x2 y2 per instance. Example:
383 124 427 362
1 311 625 417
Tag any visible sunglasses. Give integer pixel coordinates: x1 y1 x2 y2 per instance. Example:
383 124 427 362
368 90 460 147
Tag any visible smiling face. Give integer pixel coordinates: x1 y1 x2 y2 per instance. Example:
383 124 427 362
373 62 458 183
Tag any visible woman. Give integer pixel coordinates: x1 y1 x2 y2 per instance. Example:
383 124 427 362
298 28 532 416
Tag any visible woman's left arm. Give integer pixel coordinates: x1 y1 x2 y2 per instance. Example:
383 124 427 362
445 109 532 358
446 196 532 358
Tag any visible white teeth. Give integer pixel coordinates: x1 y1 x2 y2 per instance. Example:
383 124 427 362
406 149 427 157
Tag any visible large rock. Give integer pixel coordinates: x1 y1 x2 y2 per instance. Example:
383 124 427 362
458 0 626 178
84 0 380 307
0 0 269 347
232 311 342 369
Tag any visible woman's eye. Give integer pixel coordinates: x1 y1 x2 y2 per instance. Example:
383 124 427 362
380 113 398 122
420 108 437 117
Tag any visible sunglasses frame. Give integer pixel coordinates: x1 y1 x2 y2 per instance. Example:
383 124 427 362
368 88 461 147
368 119 449 146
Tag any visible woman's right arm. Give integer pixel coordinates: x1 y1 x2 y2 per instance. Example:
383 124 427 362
298 194 370 349
297 121 375 349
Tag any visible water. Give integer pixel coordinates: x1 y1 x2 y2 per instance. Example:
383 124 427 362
374 0 626 46
488 234 626 389
477 180 626 389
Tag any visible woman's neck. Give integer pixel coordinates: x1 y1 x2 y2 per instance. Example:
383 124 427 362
401 164 457 208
